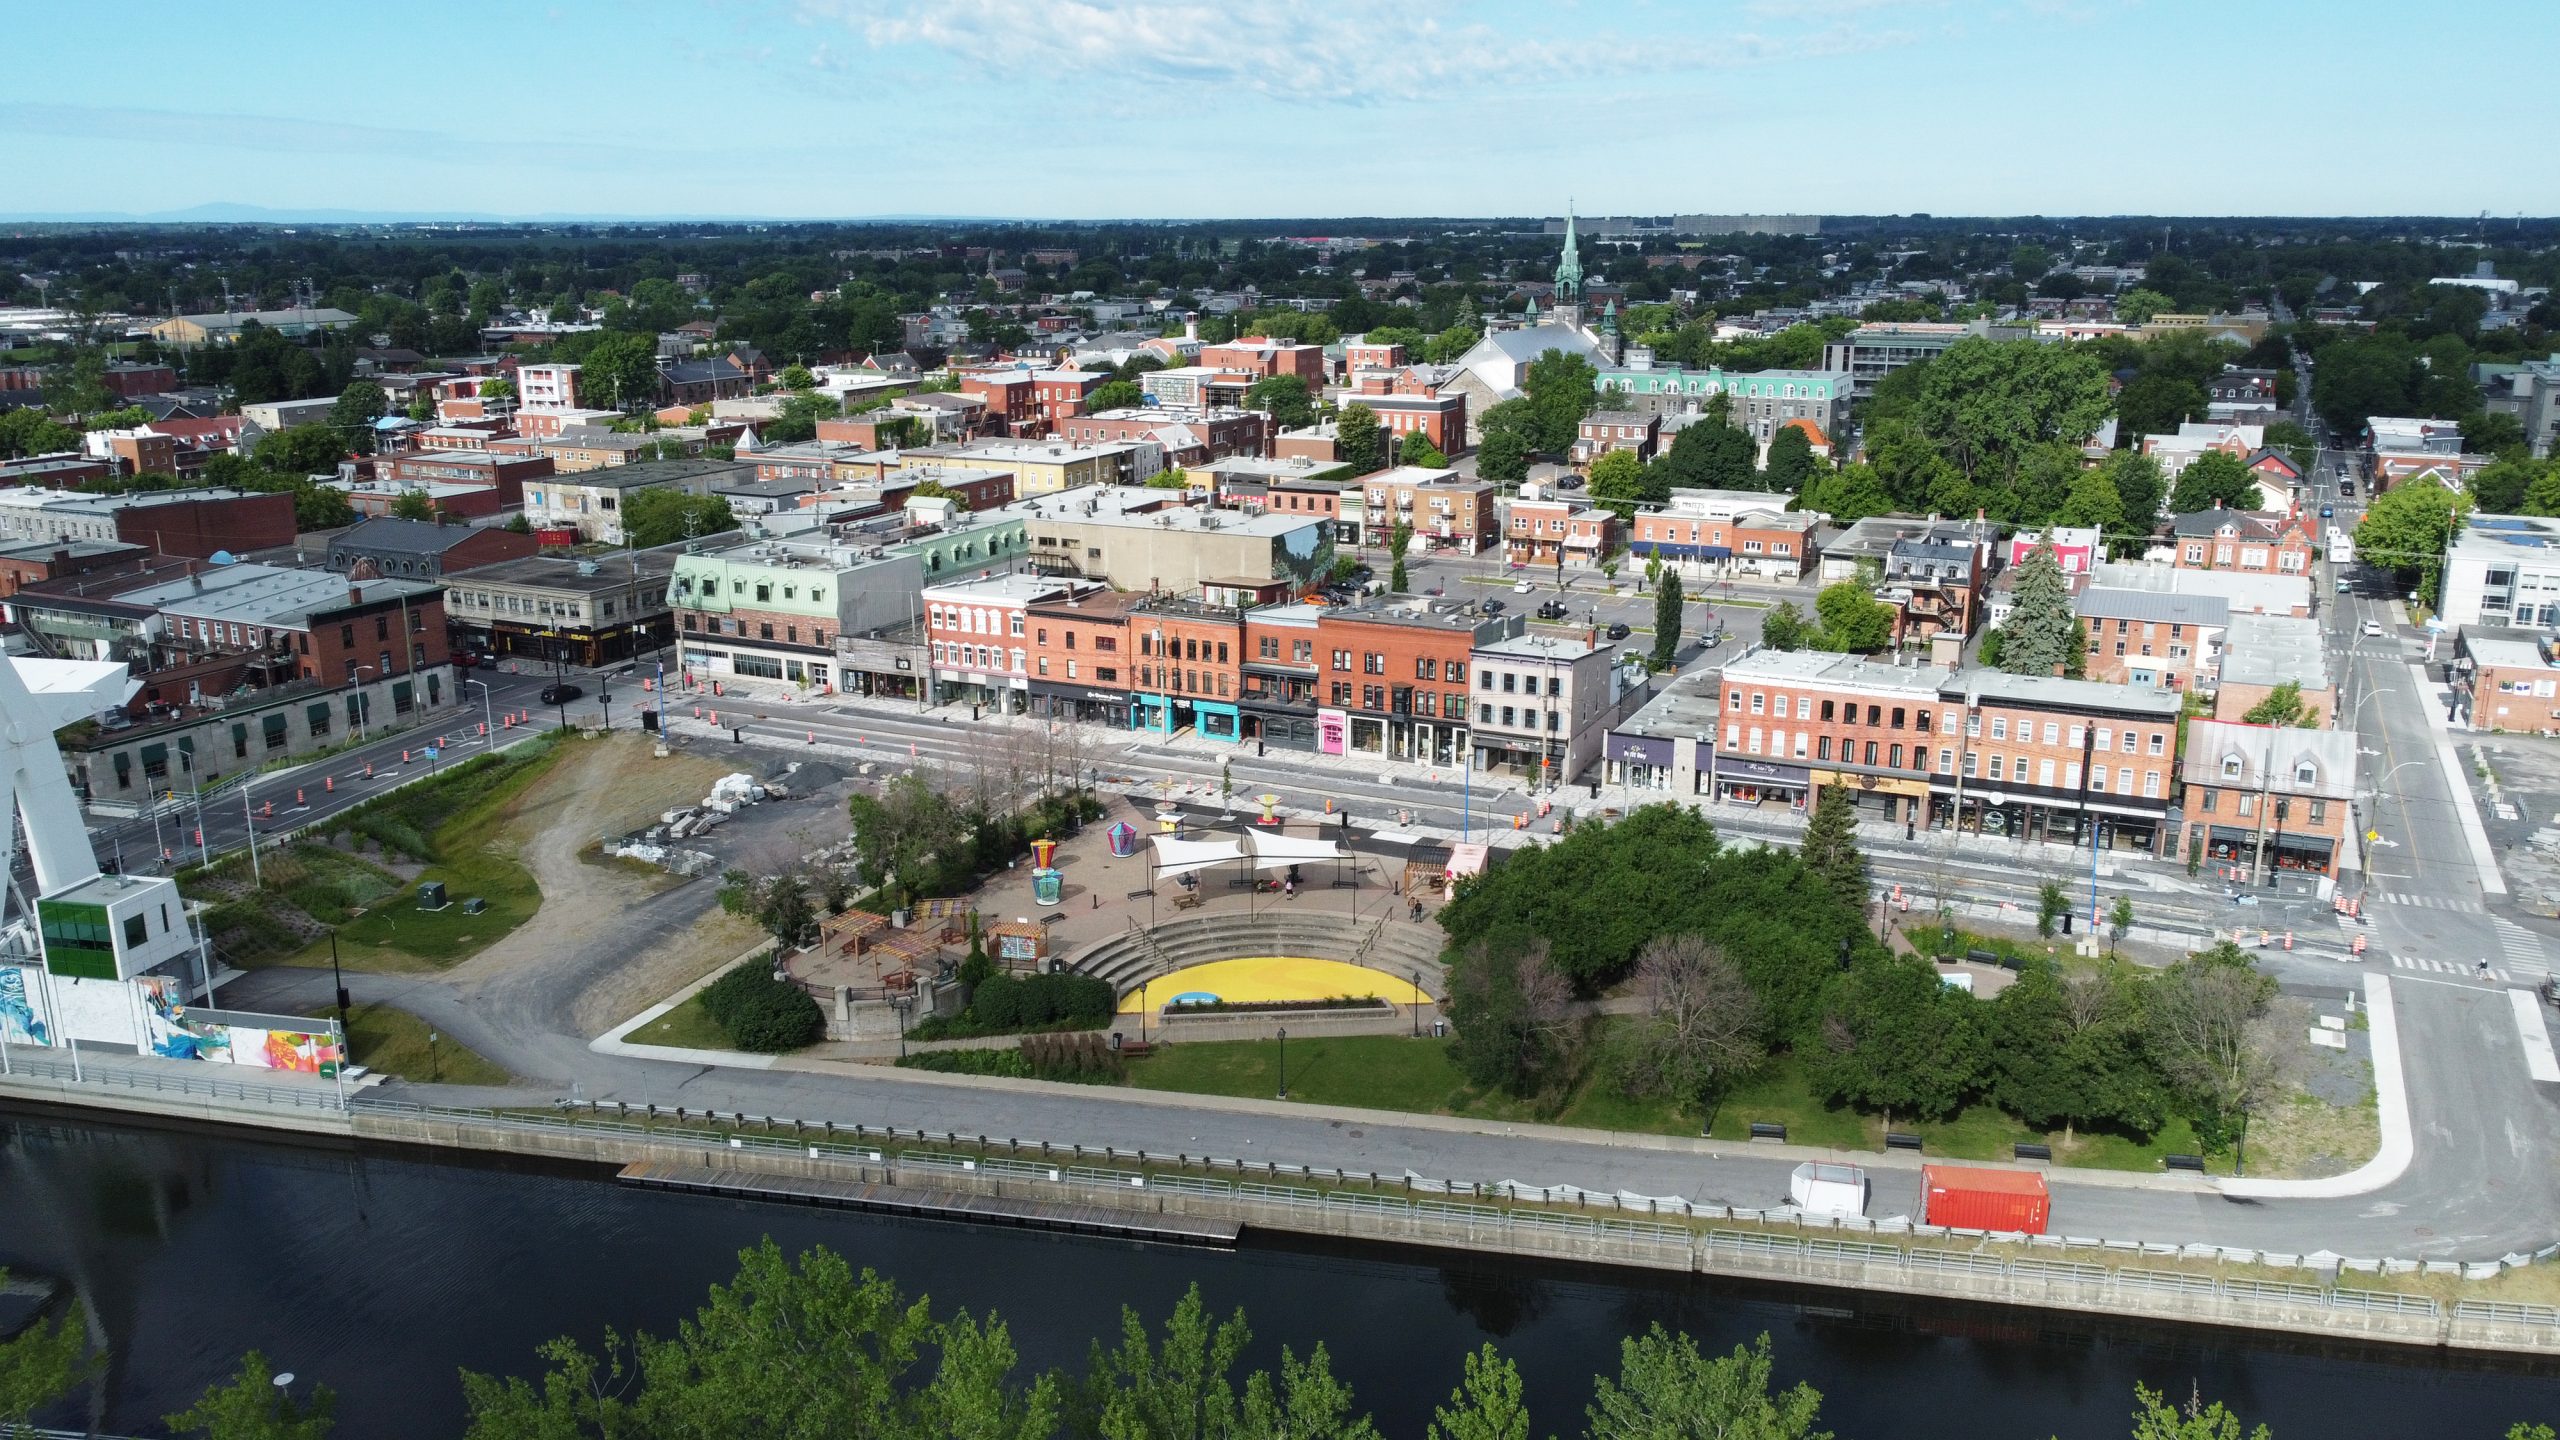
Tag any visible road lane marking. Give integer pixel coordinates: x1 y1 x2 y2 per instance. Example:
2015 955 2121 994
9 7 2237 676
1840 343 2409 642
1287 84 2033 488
2509 987 2560 1083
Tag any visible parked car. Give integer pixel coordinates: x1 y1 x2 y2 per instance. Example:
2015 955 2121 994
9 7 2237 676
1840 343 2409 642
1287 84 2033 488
540 683 584 705
1514 579 1535 593
1481 599 1506 614
1536 600 1568 620
1604 622 1631 640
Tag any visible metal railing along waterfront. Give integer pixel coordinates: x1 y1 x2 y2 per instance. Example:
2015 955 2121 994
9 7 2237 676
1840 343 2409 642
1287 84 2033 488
9 1071 2560 1350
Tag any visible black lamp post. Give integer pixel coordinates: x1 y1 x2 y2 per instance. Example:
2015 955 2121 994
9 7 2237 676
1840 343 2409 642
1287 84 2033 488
1410 969 1421 1038
1275 1027 1288 1100
328 931 351 1031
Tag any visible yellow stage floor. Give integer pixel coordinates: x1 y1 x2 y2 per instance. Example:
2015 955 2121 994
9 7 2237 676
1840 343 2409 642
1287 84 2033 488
1117 956 1427 1013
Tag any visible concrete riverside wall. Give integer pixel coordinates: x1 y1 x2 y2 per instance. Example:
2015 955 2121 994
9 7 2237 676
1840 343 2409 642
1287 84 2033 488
8 1068 2559 1357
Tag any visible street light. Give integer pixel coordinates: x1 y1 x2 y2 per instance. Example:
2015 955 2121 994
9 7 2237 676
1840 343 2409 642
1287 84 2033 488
350 664 379 744
1410 968 1422 1037
463 677 495 744
1275 1026 1288 1100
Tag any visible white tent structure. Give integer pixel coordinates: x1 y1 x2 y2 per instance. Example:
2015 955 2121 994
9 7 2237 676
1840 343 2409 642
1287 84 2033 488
1149 829 1346 881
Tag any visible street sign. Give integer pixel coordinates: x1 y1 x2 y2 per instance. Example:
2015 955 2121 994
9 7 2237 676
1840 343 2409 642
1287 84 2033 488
423 746 441 761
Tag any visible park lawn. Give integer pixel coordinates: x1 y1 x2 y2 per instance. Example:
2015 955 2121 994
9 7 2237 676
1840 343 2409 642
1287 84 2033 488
1128 1033 1548 1120
1704 1054 1876 1150
628 994 731 1051
310 1003 508 1086
278 743 563 972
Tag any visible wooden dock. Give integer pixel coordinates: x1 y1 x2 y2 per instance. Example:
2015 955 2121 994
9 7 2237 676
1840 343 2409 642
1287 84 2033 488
614 1162 1241 1247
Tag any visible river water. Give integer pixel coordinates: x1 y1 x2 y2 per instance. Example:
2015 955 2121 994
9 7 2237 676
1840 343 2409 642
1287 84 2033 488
2 1110 2553 1439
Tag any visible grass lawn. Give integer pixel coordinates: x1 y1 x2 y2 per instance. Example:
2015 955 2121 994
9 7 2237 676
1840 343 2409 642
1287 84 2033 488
1128 1033 1542 1118
628 993 731 1050
277 743 563 972
310 1003 508 1085
1134 1036 2214 1173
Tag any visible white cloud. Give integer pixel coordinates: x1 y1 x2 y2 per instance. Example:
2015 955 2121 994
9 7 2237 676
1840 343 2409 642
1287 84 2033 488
807 0 1551 102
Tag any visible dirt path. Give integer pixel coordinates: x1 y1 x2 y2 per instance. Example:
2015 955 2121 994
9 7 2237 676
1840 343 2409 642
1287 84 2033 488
442 734 736 987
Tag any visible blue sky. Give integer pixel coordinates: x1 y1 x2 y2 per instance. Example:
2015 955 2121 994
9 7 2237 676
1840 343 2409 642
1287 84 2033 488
6 0 2553 220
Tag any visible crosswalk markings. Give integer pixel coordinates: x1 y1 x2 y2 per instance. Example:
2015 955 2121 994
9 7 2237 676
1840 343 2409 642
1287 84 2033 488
2367 892 2486 914
2494 917 2555 981
2391 955 2516 982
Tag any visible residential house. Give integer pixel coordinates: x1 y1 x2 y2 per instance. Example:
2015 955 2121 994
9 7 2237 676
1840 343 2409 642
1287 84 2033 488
2166 506 2317 576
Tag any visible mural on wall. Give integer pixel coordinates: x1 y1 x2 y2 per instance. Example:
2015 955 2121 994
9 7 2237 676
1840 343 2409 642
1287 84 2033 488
138 976 234 1062
0 966 51 1046
136 977 341 1074
1272 526 1335 588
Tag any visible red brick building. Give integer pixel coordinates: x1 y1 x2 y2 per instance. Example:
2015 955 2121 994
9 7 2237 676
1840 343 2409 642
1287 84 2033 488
381 449 551 506
957 373 1039 436
2167 506 2317 576
1031 369 1104 432
1201 338 1326 391
1344 392 1468 455
1342 338 1408 376
1054 409 1269 464
96 487 299 560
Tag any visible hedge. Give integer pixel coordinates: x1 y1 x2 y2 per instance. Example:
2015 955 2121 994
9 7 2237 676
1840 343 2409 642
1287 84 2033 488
700 960 825 1053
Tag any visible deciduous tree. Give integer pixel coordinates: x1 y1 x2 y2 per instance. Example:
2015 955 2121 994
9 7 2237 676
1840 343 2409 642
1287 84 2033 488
1606 935 1765 1106
2166 452 2262 516
1246 374 1316 430
1336 403 1384 476
1814 958 1988 1125
1761 423 1817 493
1585 1329 1829 1440
1811 581 1893 654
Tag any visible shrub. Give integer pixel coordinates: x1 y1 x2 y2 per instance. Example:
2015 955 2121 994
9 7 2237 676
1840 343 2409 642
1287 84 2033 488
699 960 824 1053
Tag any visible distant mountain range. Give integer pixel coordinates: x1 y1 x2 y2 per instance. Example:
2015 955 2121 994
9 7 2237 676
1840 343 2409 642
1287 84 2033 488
0 202 1020 225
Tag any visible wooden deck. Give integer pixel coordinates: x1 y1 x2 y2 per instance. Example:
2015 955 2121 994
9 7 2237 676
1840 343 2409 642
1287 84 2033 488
615 1162 1240 1247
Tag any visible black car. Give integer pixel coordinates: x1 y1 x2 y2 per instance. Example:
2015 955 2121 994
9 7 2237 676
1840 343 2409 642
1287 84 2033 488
540 683 584 705
1536 600 1568 620
1605 622 1631 640
1481 599 1506 614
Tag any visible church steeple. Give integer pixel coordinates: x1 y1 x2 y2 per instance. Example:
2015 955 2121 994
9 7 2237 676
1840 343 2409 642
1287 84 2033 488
1553 203 1584 304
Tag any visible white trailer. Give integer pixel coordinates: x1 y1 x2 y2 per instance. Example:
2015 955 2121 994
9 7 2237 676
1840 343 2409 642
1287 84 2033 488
1788 1162 1868 1218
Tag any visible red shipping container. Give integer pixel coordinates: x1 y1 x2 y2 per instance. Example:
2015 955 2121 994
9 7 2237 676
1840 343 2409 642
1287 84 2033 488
1919 1164 2049 1234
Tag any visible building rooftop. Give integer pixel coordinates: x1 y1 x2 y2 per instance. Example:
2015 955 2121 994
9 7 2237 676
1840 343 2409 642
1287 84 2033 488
922 571 1094 604
448 552 676 594
2072 587 2229 626
120 563 440 627
1950 669 2185 718
2453 514 2560 559
1475 631 1605 662
2459 626 2554 672
1610 673 1724 740
2181 719 2357 799
547 458 752 491
330 517 502 556
2219 614 2329 689
1015 487 1320 538
1721 647 1952 695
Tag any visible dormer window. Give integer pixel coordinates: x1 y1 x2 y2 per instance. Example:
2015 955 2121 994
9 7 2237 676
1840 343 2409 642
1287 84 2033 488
2221 753 2244 780
2294 759 2318 786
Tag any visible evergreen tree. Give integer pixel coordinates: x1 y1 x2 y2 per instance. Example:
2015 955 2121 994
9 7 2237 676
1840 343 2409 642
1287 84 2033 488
1799 786 1866 911
1389 521 1411 594
2000 545 2077 676
1650 569 1683 670
1336 404 1385 475
1760 423 1818 493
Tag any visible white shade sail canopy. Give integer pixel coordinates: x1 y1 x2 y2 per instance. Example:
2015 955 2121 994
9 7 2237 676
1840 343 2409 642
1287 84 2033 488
1150 830 1345 878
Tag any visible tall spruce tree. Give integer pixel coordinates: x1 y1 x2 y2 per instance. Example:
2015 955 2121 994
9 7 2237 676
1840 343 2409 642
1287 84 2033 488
1650 569 1683 670
2000 545 2077 677
1800 786 1867 911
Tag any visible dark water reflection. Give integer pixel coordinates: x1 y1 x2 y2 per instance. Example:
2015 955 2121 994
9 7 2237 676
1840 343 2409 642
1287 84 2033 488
2 1111 2553 1438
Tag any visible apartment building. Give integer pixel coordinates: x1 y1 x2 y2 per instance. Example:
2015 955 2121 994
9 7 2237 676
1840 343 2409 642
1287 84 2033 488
1200 338 1326 391
2452 627 2560 733
1505 497 1619 569
2072 588 2227 692
1030 369 1104 431
2180 719 2357 882
1574 409 1660 465
1469 631 1626 786
1598 361 1853 443
1625 488 1817 580
1018 486 1332 592
1342 392 1469 456
1350 467 1497 555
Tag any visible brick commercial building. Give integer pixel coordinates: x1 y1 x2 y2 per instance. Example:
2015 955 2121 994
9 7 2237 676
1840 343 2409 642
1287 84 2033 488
1469 631 1631 786
0 485 297 561
902 439 1150 494
0 539 150 598
444 552 676 668
2453 627 2560 733
1017 487 1333 593
324 516 539 581
1711 653 2182 854
671 537 925 693
2211 614 2332 727
957 372 1038 436
1625 489 1820 581
2181 719 2358 884
1296 600 1503 765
